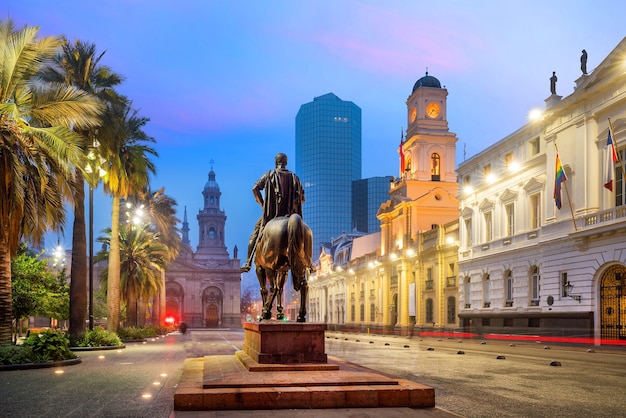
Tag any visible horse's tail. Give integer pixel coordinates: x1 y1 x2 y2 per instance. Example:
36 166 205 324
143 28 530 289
288 214 308 277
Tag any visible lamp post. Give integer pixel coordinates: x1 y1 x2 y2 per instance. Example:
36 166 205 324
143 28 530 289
89 184 94 330
85 137 106 330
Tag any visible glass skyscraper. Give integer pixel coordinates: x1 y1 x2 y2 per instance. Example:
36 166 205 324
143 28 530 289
295 93 362 260
352 176 392 234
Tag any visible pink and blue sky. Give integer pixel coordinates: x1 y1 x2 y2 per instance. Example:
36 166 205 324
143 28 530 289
6 1 625 283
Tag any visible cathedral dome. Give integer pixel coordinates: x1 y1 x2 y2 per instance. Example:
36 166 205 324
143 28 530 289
204 169 220 190
412 71 441 92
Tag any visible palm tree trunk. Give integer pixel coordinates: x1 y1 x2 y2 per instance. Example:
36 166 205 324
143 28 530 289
69 170 87 343
126 283 138 327
0 231 13 345
107 196 121 332
156 270 166 326
137 297 146 327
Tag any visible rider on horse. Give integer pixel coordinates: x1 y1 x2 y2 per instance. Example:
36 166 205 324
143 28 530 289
241 153 308 273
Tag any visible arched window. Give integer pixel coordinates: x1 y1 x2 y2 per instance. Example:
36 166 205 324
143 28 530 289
209 227 216 239
431 153 440 181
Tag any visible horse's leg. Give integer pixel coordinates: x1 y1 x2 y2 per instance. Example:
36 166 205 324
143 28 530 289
256 266 268 310
262 270 278 320
296 271 308 323
275 271 287 320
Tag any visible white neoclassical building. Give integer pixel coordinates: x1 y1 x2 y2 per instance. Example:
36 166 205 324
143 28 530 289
457 37 626 343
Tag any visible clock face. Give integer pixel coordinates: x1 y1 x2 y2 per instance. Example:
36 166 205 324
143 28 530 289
409 106 417 123
426 102 441 119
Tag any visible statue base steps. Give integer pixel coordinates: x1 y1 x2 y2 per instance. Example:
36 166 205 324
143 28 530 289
174 322 436 411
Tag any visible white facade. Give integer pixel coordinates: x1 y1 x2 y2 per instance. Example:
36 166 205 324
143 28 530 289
457 38 626 342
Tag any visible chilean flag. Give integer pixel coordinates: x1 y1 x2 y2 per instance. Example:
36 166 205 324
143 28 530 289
604 130 619 191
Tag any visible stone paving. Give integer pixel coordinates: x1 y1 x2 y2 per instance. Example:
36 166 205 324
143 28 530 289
0 330 458 418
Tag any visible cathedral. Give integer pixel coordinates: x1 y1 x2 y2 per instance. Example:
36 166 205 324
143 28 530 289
164 168 241 328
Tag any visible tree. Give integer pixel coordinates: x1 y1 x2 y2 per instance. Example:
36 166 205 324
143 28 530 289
101 102 157 332
0 19 101 344
11 244 69 343
124 188 180 324
39 39 124 343
95 223 168 327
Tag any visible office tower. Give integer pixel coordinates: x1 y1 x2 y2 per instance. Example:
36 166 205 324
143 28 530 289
352 176 393 234
296 93 362 260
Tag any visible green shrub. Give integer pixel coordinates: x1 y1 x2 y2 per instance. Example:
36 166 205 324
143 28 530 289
116 326 146 341
76 327 123 347
0 345 34 365
23 330 76 362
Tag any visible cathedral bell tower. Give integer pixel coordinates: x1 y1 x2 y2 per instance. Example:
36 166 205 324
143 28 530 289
195 167 229 259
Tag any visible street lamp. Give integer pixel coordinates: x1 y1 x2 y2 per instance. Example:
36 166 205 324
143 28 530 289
564 281 581 303
85 138 106 330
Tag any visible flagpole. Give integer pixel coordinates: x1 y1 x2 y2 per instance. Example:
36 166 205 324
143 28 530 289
608 118 626 181
554 143 578 231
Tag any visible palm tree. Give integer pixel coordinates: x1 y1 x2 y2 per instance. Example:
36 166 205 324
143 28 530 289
0 19 101 344
101 101 157 332
95 223 168 327
39 39 124 342
125 187 181 324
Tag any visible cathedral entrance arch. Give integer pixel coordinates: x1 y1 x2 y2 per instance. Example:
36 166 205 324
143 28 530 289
202 287 223 328
600 264 626 341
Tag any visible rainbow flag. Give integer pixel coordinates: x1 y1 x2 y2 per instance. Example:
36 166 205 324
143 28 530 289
554 153 567 209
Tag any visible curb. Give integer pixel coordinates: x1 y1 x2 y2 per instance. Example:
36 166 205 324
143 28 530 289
0 357 82 371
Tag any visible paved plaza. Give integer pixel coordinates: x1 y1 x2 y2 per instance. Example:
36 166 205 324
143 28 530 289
0 329 625 417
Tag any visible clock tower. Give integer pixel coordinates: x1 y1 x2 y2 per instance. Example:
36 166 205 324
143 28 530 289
402 71 457 184
378 71 459 253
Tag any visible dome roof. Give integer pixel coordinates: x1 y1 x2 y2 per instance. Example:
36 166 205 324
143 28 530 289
204 169 219 190
412 71 441 92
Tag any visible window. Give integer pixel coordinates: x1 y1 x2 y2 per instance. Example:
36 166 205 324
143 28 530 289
561 272 568 297
425 298 434 323
530 266 540 305
483 274 491 307
431 153 440 181
505 203 515 236
447 296 456 324
505 270 513 305
209 227 216 239
464 277 471 308
360 304 364 322
350 304 355 322
370 303 376 322
483 164 491 176
464 218 472 247
426 267 433 290
484 211 493 242
530 137 540 155
530 194 540 229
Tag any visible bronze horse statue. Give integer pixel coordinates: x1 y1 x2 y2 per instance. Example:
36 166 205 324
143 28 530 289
254 214 312 322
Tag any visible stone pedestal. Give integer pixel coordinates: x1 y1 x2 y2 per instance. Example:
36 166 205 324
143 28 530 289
242 321 327 364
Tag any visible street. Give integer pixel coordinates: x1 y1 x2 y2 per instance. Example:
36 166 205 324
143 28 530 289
325 331 626 417
1 329 625 417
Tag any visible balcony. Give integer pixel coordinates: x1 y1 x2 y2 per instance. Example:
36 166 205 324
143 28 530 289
425 280 433 290
446 276 456 287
